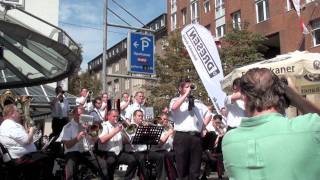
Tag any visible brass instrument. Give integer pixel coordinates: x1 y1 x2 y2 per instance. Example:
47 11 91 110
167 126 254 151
118 117 137 135
141 120 157 126
0 90 35 128
0 90 41 142
79 114 102 137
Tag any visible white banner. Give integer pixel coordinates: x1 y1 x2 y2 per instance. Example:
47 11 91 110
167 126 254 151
181 24 226 112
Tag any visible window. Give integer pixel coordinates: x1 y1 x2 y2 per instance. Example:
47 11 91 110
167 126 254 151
155 23 159 30
306 0 315 3
125 79 130 90
204 0 210 13
107 66 112 74
232 11 241 30
171 13 177 30
216 24 225 38
255 0 270 23
181 8 187 25
191 0 199 23
215 0 225 19
115 63 119 72
171 0 177 12
114 80 119 92
286 0 294 11
311 19 320 46
160 19 165 27
107 82 112 93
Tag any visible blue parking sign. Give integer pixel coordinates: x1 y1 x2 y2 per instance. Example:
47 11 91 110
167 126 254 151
128 32 155 74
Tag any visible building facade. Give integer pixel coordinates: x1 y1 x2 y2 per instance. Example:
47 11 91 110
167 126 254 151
88 13 167 100
167 0 320 55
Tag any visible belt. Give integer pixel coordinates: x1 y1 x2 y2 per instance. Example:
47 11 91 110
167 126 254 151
176 131 201 137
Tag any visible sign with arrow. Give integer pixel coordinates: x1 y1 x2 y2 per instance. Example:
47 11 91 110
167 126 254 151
127 31 155 74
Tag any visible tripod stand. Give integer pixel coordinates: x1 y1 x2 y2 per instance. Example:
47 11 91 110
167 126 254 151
132 125 163 179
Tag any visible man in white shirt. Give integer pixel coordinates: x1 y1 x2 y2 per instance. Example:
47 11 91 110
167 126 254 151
125 91 145 123
0 104 52 179
76 88 93 113
169 79 210 180
224 78 245 129
50 85 69 138
89 97 104 123
126 109 166 180
98 109 138 180
120 92 131 117
152 112 176 180
100 92 110 119
59 106 107 180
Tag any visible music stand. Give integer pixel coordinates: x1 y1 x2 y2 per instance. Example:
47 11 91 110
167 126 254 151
131 125 163 179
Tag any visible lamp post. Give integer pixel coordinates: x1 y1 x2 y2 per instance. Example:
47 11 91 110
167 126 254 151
102 0 108 92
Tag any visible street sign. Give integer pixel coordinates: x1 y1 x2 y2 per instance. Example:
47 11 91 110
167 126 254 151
128 31 155 74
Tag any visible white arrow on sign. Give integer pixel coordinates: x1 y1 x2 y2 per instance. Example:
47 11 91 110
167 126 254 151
133 41 139 48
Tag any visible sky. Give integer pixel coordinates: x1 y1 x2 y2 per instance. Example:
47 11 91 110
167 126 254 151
59 0 167 70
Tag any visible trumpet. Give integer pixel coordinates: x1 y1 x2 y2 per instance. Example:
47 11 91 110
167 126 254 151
141 120 157 126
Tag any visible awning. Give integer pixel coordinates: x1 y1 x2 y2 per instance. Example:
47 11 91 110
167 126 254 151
221 51 320 95
0 6 81 89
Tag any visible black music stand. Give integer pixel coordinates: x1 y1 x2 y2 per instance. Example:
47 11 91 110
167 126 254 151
131 125 163 179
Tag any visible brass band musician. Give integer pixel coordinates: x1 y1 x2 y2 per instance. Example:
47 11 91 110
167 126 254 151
125 109 166 180
57 106 107 180
97 109 138 180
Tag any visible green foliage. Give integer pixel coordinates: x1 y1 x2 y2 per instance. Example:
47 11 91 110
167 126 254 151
220 24 268 74
146 32 210 115
68 72 101 97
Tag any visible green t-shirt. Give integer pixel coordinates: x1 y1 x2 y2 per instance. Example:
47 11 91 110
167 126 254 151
222 113 320 180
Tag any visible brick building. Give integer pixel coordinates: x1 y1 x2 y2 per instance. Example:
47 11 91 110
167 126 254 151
167 0 320 55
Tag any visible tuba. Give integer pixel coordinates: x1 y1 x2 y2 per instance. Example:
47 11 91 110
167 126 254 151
0 90 34 128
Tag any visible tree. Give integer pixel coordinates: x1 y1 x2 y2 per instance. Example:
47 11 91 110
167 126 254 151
145 32 210 115
68 71 101 97
220 24 268 74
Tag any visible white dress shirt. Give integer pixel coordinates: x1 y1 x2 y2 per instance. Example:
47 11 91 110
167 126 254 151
0 119 37 159
51 95 69 119
169 97 208 132
120 100 129 117
125 102 145 123
57 120 91 153
76 96 93 112
151 129 174 152
224 95 245 128
98 121 123 155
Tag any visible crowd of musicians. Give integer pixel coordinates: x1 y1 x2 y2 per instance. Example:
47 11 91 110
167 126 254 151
0 79 231 180
1 68 320 180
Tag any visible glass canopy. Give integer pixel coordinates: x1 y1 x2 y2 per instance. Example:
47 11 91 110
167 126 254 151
0 5 81 89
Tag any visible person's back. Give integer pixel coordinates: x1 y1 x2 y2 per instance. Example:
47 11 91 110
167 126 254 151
222 68 320 180
223 112 320 180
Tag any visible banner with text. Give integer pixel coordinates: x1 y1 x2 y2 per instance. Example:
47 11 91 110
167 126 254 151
181 24 226 112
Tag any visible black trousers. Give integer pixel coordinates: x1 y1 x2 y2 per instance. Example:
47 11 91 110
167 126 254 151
64 151 108 180
134 151 167 180
14 151 54 180
99 151 138 180
51 117 68 137
173 131 203 180
155 150 177 180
